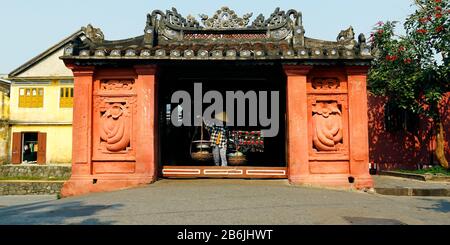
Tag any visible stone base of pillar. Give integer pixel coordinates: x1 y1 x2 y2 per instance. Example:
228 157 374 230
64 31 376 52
289 174 374 190
60 175 156 197
352 175 374 189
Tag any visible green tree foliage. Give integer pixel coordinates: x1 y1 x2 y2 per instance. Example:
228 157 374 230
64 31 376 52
369 0 449 168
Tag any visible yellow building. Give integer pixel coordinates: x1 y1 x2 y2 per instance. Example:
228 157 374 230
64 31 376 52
8 30 83 164
0 77 10 164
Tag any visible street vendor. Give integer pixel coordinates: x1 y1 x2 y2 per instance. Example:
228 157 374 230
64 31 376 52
203 112 229 167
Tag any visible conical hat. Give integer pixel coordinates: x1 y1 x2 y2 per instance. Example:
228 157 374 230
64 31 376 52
215 111 230 123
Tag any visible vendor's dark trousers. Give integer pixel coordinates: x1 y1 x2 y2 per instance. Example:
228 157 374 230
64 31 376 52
212 146 227 166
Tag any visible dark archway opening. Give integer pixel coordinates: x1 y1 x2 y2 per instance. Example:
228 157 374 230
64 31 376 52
158 62 287 171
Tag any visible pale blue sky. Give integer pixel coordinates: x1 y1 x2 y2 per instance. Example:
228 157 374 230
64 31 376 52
0 0 414 74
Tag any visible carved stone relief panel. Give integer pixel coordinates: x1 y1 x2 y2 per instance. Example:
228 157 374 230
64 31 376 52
97 80 135 96
308 95 349 160
312 101 343 152
92 79 137 161
99 101 132 153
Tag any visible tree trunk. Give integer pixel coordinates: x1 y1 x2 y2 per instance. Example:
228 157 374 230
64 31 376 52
435 122 449 169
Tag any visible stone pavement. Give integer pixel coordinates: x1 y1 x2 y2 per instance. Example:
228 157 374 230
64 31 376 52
0 179 449 225
0 195 57 208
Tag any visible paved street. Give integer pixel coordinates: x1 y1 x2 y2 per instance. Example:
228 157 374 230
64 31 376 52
0 195 57 208
0 179 449 225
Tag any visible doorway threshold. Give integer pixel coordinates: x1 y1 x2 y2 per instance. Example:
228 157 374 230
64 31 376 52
162 166 287 179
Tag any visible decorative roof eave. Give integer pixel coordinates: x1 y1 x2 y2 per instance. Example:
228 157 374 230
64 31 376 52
62 58 373 70
61 53 373 62
61 43 373 61
61 41 373 60
61 7 373 62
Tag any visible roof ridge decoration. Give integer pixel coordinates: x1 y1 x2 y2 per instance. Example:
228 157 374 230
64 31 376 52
81 24 104 44
200 7 253 29
144 7 305 47
61 7 373 62
147 7 301 30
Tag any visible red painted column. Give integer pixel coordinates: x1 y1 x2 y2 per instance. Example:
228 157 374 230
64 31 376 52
134 65 158 180
283 65 313 183
346 66 374 188
68 66 95 176
60 65 95 196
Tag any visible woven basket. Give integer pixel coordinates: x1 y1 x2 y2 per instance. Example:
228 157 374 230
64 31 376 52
191 151 213 162
227 155 247 166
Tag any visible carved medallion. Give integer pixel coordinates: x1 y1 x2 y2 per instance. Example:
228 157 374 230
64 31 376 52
312 101 343 152
99 102 132 153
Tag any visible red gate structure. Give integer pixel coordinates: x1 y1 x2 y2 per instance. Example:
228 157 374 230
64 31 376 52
61 7 373 197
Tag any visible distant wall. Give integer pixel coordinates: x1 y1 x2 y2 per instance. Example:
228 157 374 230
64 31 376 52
14 48 73 78
9 81 73 124
368 93 450 170
0 89 10 164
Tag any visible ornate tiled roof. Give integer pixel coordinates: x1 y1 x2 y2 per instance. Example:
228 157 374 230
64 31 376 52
61 7 372 62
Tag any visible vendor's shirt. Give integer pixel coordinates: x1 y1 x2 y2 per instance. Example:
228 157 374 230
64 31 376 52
204 120 228 149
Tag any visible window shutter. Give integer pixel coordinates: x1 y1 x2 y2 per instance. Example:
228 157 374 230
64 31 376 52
11 132 22 164
37 132 47 164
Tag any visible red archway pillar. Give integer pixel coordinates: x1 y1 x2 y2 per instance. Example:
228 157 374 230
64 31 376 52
68 66 95 177
134 65 158 179
284 65 373 189
284 65 312 183
346 66 374 189
61 64 158 197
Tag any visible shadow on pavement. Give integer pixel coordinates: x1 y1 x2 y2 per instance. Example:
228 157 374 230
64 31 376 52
0 200 122 225
418 199 450 213
343 216 407 225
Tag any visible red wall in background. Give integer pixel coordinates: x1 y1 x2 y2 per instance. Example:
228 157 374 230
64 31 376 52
368 92 450 171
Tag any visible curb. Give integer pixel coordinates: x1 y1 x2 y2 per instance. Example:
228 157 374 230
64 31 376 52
378 171 429 181
375 187 450 197
379 171 450 182
0 180 65 183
